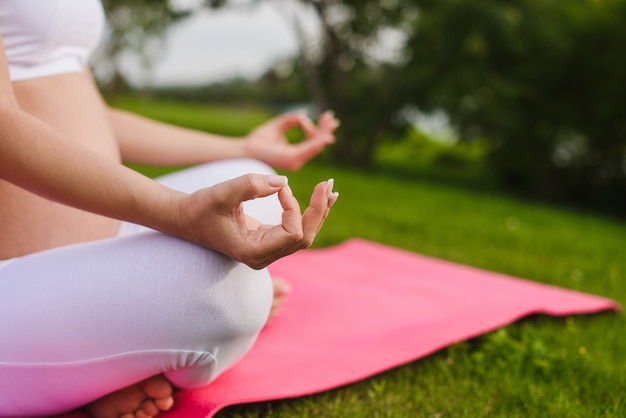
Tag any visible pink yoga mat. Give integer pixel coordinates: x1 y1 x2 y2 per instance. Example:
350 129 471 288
56 239 619 418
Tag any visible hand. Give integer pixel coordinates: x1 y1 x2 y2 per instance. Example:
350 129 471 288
176 174 338 269
244 111 340 171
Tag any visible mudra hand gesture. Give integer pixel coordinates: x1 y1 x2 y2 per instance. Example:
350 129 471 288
178 173 337 269
0 1 342 414
168 109 339 269
244 110 340 171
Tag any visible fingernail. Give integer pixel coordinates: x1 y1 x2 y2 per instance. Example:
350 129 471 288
267 175 288 187
329 192 339 207
326 178 335 197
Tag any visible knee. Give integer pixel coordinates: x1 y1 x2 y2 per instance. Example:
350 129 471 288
167 251 273 384
107 234 274 388
178 245 273 348
124 234 272 352
203 260 274 342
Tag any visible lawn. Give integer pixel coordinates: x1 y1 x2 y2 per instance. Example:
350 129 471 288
114 97 626 417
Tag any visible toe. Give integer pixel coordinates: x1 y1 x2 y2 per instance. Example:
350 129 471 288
141 400 160 416
154 396 175 411
85 384 146 418
141 375 173 400
135 411 152 418
265 277 291 324
272 277 291 297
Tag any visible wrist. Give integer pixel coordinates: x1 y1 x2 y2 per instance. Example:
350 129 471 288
134 183 189 239
238 136 256 160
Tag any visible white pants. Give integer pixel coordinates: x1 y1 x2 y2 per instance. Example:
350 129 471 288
0 160 277 417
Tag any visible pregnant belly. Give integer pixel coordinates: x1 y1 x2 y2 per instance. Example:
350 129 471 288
0 71 121 258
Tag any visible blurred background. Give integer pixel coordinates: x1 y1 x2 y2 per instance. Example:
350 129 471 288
93 2 625 416
95 0 626 217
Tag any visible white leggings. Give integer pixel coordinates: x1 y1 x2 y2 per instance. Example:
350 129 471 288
0 160 277 417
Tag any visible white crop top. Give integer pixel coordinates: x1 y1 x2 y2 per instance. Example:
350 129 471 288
0 0 105 81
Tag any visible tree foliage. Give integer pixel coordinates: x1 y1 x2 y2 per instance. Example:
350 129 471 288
403 0 626 211
204 0 418 165
98 0 190 96
269 0 626 211
101 0 626 212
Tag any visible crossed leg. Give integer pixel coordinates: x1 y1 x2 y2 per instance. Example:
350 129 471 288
83 275 289 418
82 160 289 418
0 160 289 417
82 276 290 418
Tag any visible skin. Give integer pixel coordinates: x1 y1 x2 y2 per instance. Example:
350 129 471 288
0 33 339 417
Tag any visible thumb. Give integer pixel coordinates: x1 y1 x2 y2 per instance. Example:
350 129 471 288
210 173 288 210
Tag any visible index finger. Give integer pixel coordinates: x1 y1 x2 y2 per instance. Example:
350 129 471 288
318 110 340 133
244 186 304 267
297 113 318 138
273 112 318 137
209 174 287 212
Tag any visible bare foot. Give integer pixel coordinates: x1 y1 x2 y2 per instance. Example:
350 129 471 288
267 277 291 324
84 375 174 418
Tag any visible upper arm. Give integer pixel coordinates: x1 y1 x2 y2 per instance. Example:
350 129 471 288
0 35 19 109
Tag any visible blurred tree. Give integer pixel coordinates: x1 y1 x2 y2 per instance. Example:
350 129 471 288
301 0 419 166
241 0 626 211
205 0 419 165
403 0 626 210
100 0 626 212
98 0 191 97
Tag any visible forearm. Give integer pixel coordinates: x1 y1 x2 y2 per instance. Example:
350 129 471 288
108 107 251 166
0 106 337 270
0 107 184 236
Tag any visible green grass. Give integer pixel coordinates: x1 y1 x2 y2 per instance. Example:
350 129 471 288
115 97 626 417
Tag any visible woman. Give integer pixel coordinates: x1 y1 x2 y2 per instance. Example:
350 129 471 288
0 1 339 417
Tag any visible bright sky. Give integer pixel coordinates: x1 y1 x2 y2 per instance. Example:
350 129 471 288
120 1 318 87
